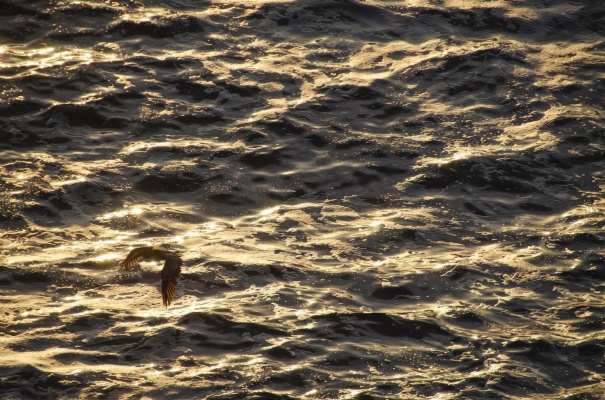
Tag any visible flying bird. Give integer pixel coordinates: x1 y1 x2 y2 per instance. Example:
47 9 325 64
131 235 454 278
118 246 182 307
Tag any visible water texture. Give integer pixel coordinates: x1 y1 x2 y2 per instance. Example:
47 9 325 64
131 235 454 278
1 0 604 398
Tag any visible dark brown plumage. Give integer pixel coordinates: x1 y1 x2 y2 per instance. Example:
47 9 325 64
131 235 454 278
118 246 182 307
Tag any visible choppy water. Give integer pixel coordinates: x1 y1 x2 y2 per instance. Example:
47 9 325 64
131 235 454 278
1 0 604 398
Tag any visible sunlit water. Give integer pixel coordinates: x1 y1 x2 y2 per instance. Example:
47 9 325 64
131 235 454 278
1 0 604 398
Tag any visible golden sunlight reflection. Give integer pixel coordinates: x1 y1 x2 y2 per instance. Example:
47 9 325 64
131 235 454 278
343 389 368 399
91 234 136 249
192 299 217 310
182 229 200 238
133 310 158 319
37 47 55 56
369 219 383 228
245 357 264 365
285 363 303 372
74 308 103 316
452 151 471 161
429 393 455 400
169 235 185 244
92 252 121 263
210 358 226 371
133 301 197 319
373 258 395 267
99 206 144 221
303 389 318 396
51 176 87 187
260 206 280 216
18 47 102 71
263 337 290 350
120 141 175 155
434 304 451 316
2 1 601 398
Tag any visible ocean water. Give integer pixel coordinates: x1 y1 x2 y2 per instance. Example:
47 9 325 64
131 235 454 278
1 0 604 398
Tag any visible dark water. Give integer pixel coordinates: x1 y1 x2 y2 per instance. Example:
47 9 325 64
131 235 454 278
1 0 604 398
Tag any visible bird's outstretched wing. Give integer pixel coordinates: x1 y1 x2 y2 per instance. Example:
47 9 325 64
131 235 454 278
118 246 183 307
118 246 152 270
161 255 182 308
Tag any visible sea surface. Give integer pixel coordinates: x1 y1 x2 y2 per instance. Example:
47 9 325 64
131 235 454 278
1 0 604 399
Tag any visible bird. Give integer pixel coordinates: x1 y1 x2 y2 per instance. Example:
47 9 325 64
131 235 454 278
118 246 182 307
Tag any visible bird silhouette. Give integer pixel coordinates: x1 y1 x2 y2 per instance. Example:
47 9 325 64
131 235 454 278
118 246 182 307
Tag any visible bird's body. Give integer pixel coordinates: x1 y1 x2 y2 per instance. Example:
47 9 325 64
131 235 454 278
118 246 182 307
